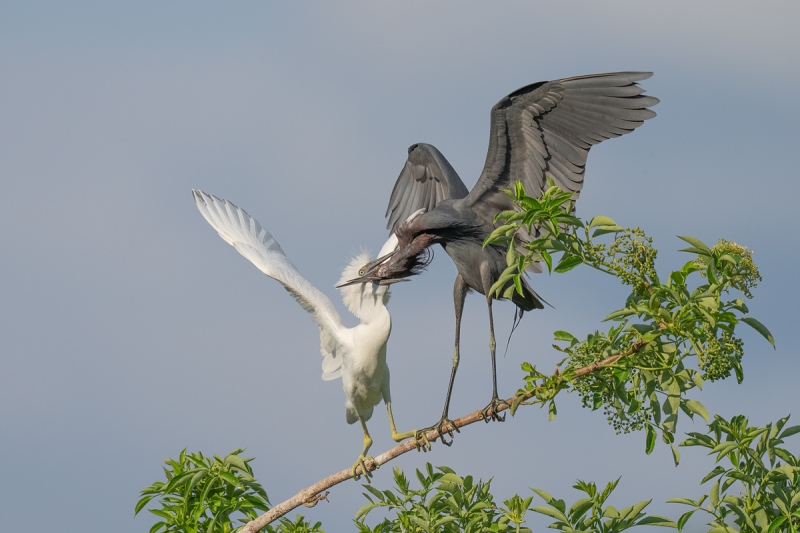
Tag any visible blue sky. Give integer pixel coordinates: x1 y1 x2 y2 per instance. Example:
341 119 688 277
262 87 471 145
1 2 799 531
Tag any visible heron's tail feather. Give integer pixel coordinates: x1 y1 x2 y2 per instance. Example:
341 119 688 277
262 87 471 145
511 276 547 311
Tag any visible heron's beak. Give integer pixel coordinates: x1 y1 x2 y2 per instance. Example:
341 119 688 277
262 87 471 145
379 278 411 286
361 249 398 274
336 276 410 288
335 250 401 288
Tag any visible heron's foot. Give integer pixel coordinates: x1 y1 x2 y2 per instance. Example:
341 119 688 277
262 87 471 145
409 429 432 452
352 455 377 482
391 428 432 451
480 396 509 423
418 417 460 447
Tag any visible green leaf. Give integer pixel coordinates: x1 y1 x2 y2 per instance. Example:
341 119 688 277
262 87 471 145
592 225 624 238
514 274 524 296
531 488 554 503
530 505 569 523
224 454 249 473
666 498 697 506
540 249 553 273
548 400 557 422
740 317 775 347
187 469 208 494
588 215 617 229
671 444 681 466
676 510 696 531
135 495 154 515
438 473 464 485
553 330 577 342
700 466 726 484
677 236 712 255
637 515 677 527
684 400 710 423
779 425 800 439
710 480 720 507
767 515 787 533
484 224 517 248
711 441 739 458
568 498 593 520
219 472 239 486
554 255 583 273
604 308 636 321
645 425 657 455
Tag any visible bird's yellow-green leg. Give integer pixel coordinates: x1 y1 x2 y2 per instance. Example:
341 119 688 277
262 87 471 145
352 415 376 482
386 401 431 451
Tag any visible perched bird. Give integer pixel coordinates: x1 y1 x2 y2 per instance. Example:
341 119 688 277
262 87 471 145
341 72 659 443
193 190 420 480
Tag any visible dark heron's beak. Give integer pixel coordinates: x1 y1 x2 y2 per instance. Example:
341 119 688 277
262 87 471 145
335 250 405 288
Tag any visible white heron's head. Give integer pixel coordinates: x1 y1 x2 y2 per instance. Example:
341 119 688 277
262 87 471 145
337 250 395 318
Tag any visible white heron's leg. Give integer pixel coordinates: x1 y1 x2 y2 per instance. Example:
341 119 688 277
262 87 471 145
351 415 376 482
385 401 431 451
381 369 431 451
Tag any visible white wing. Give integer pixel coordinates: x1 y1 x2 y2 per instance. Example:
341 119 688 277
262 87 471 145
193 190 345 380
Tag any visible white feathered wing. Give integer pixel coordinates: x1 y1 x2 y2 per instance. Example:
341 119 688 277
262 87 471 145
193 189 345 380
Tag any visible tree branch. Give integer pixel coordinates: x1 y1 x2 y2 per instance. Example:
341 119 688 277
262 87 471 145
241 340 648 532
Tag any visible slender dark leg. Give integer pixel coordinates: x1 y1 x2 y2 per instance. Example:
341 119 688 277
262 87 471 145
415 274 467 446
480 266 508 422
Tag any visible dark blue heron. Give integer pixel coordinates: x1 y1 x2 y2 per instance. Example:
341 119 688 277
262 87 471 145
340 72 659 444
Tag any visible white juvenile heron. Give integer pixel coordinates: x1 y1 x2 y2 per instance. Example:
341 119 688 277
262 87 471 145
193 190 422 480
341 72 659 443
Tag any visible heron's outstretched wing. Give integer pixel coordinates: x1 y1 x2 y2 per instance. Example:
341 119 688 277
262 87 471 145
193 190 345 380
385 143 470 234
466 72 659 219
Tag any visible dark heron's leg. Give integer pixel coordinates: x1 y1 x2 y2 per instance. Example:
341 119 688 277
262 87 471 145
415 274 467 446
480 267 509 422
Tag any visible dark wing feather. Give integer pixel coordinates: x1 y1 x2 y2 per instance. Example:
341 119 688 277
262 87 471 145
465 72 659 220
385 143 470 234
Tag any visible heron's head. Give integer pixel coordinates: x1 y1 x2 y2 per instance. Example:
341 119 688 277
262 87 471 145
336 250 406 316
336 209 432 289
338 235 436 291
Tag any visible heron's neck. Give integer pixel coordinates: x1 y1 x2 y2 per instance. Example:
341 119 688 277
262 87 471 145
354 294 390 326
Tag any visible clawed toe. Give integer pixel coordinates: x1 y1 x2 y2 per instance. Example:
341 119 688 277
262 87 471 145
411 429 432 452
418 418 460 447
481 397 509 423
352 455 376 482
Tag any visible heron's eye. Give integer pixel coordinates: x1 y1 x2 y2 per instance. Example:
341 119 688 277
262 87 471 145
358 267 365 276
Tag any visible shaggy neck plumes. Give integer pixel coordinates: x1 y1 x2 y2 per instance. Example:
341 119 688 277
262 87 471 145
337 251 390 321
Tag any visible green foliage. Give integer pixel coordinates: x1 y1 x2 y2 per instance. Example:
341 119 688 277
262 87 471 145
485 181 774 463
531 479 675 532
670 414 800 532
355 463 673 532
354 463 506 532
137 448 323 533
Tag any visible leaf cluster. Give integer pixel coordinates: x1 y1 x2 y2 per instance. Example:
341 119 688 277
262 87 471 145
485 181 774 463
670 414 800 532
531 478 675 532
355 462 673 533
136 448 322 533
355 464 506 532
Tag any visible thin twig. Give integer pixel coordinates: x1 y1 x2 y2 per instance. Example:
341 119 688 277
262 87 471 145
241 340 648 532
